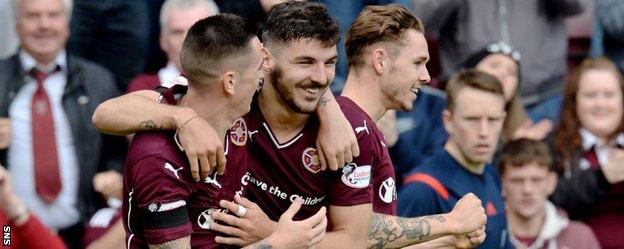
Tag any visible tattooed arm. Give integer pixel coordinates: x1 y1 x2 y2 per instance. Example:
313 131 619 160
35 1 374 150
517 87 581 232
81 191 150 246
148 236 191 249
368 193 487 249
92 90 197 136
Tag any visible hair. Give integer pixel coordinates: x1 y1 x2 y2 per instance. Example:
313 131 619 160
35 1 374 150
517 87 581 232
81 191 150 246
261 1 339 49
553 57 624 161
159 0 219 27
445 69 505 113
498 138 553 175
345 4 424 69
180 14 257 87
12 0 73 21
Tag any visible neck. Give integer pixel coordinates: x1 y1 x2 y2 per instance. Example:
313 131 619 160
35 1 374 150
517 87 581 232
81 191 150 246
179 88 233 138
444 141 486 174
258 83 309 143
508 208 545 238
341 67 387 121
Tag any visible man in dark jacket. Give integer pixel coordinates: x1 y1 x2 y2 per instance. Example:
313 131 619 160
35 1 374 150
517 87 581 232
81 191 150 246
0 0 127 248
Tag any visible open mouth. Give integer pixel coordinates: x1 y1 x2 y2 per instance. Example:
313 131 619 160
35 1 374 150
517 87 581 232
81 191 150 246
410 86 420 94
303 87 321 94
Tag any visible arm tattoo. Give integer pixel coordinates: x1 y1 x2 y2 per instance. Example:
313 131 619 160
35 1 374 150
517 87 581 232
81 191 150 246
139 119 163 130
319 97 331 107
255 244 273 249
368 213 446 249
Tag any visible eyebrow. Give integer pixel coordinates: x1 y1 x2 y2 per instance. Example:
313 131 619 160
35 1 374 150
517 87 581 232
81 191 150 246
294 55 339 62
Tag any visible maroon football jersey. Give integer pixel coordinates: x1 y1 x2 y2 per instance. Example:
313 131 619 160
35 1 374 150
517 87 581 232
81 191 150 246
335 96 397 215
242 98 374 221
122 84 249 248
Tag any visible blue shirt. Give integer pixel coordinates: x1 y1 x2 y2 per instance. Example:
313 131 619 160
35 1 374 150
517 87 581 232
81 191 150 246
398 149 513 249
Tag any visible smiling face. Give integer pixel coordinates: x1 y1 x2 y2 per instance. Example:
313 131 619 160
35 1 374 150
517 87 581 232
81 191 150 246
444 86 506 165
16 0 70 64
475 53 519 102
502 162 556 220
381 29 431 112
576 69 624 139
267 39 337 114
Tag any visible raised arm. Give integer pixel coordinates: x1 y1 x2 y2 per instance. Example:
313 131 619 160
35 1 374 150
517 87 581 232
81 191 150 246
367 193 486 249
316 90 360 171
92 89 226 180
92 90 195 136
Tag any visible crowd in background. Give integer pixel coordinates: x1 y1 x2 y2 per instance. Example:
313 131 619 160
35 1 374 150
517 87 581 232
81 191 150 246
0 0 623 248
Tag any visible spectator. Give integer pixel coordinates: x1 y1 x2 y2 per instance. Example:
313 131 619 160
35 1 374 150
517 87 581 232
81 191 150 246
68 0 150 91
412 0 585 123
464 41 553 142
398 69 513 249
590 0 624 73
499 138 601 249
127 0 219 93
550 57 624 249
0 0 127 248
0 166 66 249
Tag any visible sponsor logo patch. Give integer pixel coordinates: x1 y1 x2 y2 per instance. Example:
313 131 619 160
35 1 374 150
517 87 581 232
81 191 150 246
341 163 371 188
229 118 248 146
302 147 321 173
379 178 396 204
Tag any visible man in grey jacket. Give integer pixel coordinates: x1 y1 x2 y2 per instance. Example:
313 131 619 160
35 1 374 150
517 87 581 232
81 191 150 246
412 0 585 122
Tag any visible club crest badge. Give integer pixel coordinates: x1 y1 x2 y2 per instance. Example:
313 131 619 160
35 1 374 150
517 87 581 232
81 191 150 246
229 118 248 146
341 163 371 189
302 147 321 173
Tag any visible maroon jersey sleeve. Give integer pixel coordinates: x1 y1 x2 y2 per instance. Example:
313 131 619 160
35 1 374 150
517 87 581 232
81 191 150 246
126 155 194 244
126 74 160 93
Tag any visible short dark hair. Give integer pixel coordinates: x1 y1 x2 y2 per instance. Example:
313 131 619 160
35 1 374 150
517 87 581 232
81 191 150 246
345 4 424 68
261 1 339 48
445 69 504 113
498 138 553 175
180 14 257 86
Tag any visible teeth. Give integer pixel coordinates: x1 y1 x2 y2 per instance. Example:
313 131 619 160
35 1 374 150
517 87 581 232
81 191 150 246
410 87 419 94
304 87 320 94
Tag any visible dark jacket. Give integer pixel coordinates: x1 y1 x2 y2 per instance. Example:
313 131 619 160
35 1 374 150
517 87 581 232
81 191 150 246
0 54 128 221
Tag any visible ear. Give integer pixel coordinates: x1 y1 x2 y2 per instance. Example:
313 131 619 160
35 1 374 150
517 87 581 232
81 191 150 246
262 47 274 72
222 71 236 96
546 171 558 195
442 109 454 134
371 48 387 75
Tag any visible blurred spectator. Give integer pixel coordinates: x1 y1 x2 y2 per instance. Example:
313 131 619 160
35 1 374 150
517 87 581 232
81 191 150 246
412 0 585 123
550 57 624 249
398 70 513 249
68 0 150 91
590 0 624 73
499 138 601 249
0 0 19 58
0 166 66 249
127 0 219 93
464 41 553 142
0 0 127 248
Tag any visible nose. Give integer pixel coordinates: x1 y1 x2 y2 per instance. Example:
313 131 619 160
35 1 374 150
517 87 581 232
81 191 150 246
522 179 533 194
309 63 328 86
477 118 489 138
420 67 431 84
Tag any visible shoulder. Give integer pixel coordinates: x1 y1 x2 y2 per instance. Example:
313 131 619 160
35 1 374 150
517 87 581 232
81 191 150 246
558 221 601 248
335 96 370 123
128 131 184 165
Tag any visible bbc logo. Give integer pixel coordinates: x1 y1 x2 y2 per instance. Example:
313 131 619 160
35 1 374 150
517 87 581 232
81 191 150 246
2 225 10 246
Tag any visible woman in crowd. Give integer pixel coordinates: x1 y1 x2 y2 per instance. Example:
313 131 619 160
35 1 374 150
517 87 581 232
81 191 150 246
464 41 553 142
550 57 624 249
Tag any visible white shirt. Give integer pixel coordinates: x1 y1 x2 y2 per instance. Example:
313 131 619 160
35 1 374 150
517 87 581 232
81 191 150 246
158 61 181 87
8 50 80 229
580 128 624 169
